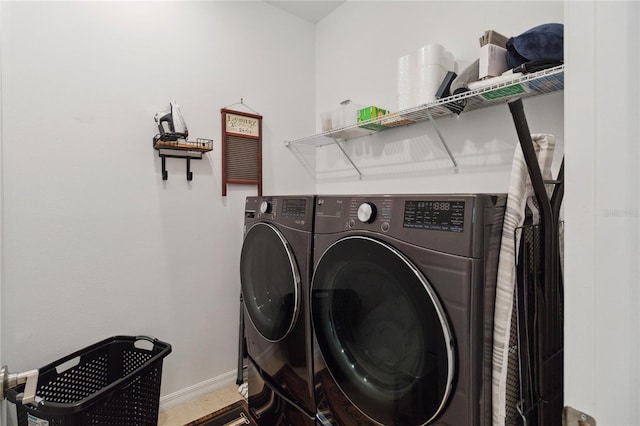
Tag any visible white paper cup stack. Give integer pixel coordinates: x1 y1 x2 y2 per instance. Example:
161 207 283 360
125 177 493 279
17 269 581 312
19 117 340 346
397 54 416 112
416 44 456 105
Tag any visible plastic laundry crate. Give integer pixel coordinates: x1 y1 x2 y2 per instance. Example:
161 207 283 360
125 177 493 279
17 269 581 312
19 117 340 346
7 335 171 426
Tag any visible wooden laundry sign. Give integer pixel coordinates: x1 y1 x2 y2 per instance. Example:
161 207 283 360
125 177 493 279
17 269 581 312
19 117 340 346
225 112 260 137
221 108 263 196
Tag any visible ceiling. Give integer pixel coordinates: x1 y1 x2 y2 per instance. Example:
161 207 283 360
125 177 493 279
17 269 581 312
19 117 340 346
265 1 345 23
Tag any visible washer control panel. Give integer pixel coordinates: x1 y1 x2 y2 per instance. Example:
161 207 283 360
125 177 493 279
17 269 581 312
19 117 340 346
403 200 465 233
345 198 393 232
314 194 504 258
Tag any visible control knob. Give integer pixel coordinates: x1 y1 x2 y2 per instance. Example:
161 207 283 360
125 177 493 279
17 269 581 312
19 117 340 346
259 201 272 214
357 202 377 224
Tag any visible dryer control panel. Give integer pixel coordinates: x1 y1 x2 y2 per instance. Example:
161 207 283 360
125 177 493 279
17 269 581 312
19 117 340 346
245 196 314 232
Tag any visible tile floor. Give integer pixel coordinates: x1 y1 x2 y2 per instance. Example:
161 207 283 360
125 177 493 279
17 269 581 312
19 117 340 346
158 383 244 426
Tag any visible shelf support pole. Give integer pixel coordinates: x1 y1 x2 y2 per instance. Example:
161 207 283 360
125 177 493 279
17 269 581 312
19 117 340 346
426 109 459 173
331 138 363 180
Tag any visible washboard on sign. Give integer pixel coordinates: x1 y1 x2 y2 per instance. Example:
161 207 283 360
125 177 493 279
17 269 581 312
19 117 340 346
221 108 263 196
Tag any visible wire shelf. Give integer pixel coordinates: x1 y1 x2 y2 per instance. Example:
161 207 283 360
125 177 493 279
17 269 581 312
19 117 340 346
285 65 564 148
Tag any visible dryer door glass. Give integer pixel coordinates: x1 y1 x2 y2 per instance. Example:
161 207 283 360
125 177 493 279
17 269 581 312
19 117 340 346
311 236 454 426
241 223 300 342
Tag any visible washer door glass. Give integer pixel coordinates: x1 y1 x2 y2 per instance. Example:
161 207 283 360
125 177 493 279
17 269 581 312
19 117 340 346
241 223 300 342
311 236 454 426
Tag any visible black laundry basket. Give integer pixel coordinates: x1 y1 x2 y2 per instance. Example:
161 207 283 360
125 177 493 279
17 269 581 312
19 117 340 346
7 335 171 426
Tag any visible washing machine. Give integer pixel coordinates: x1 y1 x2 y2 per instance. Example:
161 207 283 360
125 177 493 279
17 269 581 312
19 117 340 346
311 194 505 426
240 195 316 425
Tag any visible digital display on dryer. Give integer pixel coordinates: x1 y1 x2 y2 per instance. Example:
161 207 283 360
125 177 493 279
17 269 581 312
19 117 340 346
281 199 307 217
403 200 465 232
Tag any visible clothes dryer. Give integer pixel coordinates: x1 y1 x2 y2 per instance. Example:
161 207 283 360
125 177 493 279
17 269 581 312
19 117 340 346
241 196 316 425
311 194 505 426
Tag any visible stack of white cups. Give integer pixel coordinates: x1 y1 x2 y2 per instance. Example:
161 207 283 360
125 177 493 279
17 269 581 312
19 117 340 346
397 54 416 112
416 44 456 105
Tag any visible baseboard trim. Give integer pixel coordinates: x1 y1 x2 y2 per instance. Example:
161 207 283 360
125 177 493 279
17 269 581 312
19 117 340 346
159 369 239 412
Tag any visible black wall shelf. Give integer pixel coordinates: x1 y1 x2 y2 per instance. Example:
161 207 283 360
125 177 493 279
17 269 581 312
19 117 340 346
153 138 213 181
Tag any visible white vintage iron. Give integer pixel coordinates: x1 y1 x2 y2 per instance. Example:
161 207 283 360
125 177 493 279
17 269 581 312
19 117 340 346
154 101 188 141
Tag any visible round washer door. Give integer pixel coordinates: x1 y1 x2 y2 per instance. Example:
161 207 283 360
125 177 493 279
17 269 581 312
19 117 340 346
240 222 300 342
311 236 454 426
